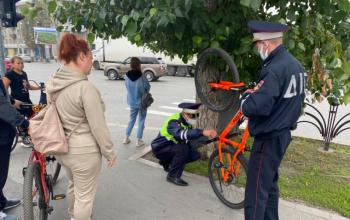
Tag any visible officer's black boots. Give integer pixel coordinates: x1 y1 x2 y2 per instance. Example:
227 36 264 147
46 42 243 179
159 161 170 172
166 176 188 186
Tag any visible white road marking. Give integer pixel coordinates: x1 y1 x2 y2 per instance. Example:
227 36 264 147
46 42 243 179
108 122 160 131
148 110 172 116
172 102 180 105
160 106 181 111
183 99 196 102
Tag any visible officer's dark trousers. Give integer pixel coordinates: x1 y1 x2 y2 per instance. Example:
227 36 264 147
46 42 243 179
154 143 200 178
244 131 291 220
0 139 13 211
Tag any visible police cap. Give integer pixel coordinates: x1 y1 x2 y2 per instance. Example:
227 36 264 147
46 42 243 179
178 102 201 114
248 20 289 42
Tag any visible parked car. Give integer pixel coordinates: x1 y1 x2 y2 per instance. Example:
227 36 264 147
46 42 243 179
16 54 32 62
104 56 168 81
4 57 11 71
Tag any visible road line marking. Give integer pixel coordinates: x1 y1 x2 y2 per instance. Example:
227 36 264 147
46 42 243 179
148 110 172 116
126 107 172 116
160 106 181 111
107 122 160 131
183 99 196 102
172 102 180 105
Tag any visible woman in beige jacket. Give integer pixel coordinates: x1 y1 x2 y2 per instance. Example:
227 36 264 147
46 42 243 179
46 33 116 220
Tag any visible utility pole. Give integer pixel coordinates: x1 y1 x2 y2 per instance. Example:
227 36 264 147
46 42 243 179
0 23 6 77
0 0 6 77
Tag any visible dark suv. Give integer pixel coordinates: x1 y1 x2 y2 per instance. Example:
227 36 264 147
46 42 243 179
104 56 168 81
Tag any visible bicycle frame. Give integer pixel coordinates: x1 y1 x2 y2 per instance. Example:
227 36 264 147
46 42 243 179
217 111 249 183
210 80 250 183
27 151 50 204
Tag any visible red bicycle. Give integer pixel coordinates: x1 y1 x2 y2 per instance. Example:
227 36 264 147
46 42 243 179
21 82 64 220
22 146 65 220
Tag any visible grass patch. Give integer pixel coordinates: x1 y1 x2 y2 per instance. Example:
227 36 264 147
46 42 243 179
144 136 350 217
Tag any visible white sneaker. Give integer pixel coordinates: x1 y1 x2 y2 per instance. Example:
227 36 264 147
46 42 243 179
123 137 131 144
136 140 145 148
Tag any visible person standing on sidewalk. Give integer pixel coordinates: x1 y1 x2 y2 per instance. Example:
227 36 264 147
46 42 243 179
46 33 117 220
151 102 217 186
2 56 41 118
241 20 306 220
0 78 30 220
123 57 150 147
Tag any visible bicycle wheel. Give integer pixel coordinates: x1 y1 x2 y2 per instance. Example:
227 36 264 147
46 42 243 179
45 155 61 185
11 131 19 152
23 163 48 220
195 48 240 112
208 147 248 209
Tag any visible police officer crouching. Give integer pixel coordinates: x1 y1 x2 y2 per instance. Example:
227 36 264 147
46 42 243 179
151 102 217 186
241 21 306 220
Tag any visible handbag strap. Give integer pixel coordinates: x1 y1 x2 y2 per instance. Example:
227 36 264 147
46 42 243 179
67 117 85 138
50 80 85 138
141 75 147 92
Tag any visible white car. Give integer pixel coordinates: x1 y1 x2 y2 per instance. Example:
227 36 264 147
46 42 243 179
16 54 32 62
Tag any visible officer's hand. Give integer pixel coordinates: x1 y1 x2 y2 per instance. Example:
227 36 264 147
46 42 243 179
203 129 217 139
107 157 117 168
13 100 23 109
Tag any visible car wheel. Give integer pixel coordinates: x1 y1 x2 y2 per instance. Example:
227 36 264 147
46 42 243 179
93 61 100 70
144 71 155 82
107 69 119 80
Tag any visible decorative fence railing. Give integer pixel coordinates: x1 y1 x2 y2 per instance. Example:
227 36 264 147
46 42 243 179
298 102 350 151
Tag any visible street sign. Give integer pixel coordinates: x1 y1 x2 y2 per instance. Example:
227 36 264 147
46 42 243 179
34 27 58 44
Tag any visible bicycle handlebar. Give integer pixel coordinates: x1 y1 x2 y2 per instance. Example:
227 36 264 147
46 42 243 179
209 81 256 93
28 80 45 90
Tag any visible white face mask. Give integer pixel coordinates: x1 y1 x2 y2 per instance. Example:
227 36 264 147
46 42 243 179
186 118 197 126
258 45 269 60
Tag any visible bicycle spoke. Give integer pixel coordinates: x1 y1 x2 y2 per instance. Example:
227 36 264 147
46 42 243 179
209 149 248 208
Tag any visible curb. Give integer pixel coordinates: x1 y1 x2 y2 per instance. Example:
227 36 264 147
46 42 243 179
129 148 350 220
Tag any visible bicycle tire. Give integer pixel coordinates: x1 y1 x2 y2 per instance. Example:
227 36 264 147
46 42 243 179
208 147 248 209
23 163 48 220
11 132 19 152
195 48 240 112
46 156 61 185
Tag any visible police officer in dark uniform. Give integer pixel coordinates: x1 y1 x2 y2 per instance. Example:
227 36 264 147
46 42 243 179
241 21 306 220
0 77 30 220
151 102 217 186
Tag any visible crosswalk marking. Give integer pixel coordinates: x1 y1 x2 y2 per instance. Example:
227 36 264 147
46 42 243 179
107 122 160 131
172 102 180 105
183 98 196 102
148 110 172 116
160 106 181 111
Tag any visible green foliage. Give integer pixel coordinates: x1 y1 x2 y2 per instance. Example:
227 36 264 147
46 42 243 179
47 0 350 104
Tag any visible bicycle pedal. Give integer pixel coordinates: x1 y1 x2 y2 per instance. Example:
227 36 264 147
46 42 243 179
48 206 54 214
53 194 65 200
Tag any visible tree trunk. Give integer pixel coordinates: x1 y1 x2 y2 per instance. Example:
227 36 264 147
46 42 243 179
196 63 239 159
196 64 239 159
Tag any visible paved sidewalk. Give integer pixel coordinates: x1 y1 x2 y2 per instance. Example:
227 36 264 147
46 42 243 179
132 146 349 220
5 136 349 220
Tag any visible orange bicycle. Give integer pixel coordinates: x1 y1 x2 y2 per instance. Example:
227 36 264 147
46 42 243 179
194 48 252 209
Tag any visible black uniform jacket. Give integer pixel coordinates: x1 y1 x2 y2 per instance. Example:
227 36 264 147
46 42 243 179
0 79 25 143
242 45 306 138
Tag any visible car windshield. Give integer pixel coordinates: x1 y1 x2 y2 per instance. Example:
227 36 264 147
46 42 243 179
123 57 131 64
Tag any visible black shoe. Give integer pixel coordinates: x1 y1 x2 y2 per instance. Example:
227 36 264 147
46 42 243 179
166 176 188 186
3 199 21 210
159 161 170 172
